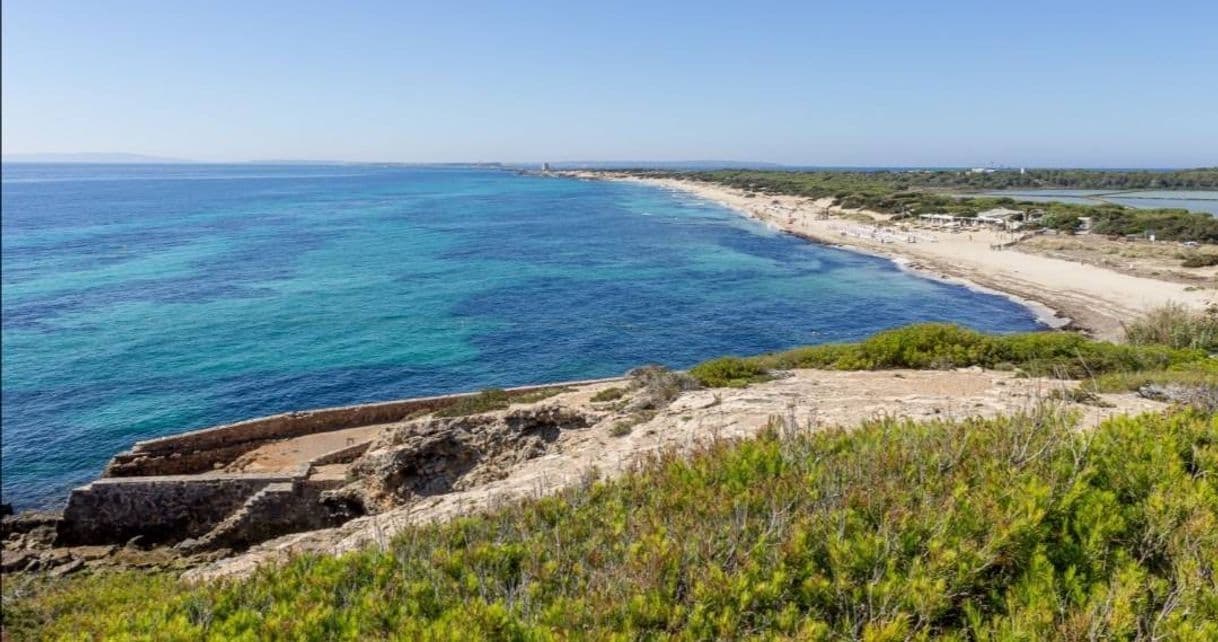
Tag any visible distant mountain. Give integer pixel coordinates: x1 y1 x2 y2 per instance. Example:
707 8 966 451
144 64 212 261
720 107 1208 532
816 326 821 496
1 152 193 164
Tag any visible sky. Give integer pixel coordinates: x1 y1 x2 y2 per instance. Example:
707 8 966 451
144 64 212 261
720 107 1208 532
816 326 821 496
2 0 1217 167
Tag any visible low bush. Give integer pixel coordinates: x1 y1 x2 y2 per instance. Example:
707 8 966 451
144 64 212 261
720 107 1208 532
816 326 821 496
1181 253 1218 268
590 387 627 403
695 323 1208 386
688 356 771 388
433 388 511 417
625 365 698 410
1124 302 1218 352
511 386 569 404
7 409 1216 639
1090 359 1218 392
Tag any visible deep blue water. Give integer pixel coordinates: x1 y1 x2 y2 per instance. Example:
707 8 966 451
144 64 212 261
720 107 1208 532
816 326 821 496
1 164 1043 509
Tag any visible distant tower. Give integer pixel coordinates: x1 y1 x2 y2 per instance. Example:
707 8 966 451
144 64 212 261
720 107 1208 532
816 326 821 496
541 162 551 172
1020 167 1026 175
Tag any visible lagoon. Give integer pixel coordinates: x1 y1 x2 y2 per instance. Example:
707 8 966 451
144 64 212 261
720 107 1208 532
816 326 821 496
976 189 1218 215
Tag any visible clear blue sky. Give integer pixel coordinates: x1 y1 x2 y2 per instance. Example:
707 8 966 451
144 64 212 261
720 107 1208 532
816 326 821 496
3 0 1216 167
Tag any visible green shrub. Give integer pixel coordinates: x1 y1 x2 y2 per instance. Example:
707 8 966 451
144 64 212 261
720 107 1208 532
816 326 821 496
626 366 699 409
433 388 511 417
855 323 990 369
608 422 632 437
512 386 569 404
8 409 1217 639
752 342 861 370
1090 359 1218 392
1181 253 1218 268
692 323 1208 386
1124 302 1218 352
590 387 627 403
688 356 770 388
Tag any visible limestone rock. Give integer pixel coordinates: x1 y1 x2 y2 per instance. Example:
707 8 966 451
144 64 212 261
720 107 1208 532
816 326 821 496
1 549 36 573
1138 383 1218 412
336 404 595 512
49 558 85 577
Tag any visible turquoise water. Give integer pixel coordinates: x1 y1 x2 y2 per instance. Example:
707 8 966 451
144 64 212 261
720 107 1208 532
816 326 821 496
1 164 1043 509
977 189 1218 215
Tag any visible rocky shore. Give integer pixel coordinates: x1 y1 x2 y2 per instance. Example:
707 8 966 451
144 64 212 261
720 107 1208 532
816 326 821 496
2 365 1167 581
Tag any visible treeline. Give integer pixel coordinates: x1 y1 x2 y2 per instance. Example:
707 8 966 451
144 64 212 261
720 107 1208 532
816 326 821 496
882 167 1218 190
642 170 1218 243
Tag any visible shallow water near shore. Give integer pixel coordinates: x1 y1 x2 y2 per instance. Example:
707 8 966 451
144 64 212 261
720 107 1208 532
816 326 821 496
1 164 1044 509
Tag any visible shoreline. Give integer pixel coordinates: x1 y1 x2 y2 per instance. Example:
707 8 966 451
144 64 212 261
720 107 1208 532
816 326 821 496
563 171 1216 340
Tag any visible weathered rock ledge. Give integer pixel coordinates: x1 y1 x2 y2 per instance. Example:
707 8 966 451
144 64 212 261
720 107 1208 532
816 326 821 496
3 368 1170 580
1 377 622 576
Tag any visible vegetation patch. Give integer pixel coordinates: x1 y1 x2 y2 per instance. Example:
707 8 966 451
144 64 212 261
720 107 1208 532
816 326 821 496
431 387 570 418
432 388 513 417
688 356 771 388
1123 302 1218 352
1181 253 1218 268
607 418 636 437
512 386 570 404
692 322 1208 386
625 366 699 410
1090 359 1218 393
7 408 1216 639
590 387 627 403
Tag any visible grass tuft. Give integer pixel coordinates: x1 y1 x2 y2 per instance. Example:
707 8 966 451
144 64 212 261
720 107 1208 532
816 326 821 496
1123 302 1218 352
688 356 771 388
590 387 627 403
432 388 512 417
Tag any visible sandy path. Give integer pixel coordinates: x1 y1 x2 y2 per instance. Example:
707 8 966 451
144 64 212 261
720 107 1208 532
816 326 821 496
578 174 1215 341
223 424 383 473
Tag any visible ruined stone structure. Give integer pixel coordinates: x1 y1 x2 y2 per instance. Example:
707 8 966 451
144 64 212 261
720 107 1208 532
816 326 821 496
52 378 622 551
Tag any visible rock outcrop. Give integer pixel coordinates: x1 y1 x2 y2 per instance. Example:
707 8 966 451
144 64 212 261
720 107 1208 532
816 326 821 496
328 404 597 513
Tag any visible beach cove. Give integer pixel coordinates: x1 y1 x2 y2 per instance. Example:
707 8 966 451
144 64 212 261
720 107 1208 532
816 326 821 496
562 172 1217 340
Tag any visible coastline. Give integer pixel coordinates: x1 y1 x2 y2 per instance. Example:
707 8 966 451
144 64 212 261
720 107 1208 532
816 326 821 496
563 171 1216 340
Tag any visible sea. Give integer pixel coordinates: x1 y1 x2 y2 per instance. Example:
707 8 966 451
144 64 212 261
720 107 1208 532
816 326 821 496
1 163 1044 509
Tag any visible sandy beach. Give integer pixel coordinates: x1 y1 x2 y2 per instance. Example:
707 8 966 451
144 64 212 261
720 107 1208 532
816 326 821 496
566 172 1216 340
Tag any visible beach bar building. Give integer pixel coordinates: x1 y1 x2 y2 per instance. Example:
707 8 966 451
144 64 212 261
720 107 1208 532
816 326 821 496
975 207 1026 230
918 213 961 228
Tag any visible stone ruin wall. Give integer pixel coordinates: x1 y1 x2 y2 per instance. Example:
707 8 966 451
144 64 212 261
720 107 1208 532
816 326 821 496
104 378 624 478
58 377 625 547
58 471 302 545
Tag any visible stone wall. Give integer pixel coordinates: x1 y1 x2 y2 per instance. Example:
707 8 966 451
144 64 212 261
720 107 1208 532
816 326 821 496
60 376 625 547
104 377 624 478
310 441 372 467
58 471 302 545
181 478 348 552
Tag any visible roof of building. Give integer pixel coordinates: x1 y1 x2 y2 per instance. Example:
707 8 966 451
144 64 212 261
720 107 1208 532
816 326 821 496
977 207 1024 219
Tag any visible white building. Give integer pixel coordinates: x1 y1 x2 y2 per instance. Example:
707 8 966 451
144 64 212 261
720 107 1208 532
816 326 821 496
975 207 1025 229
